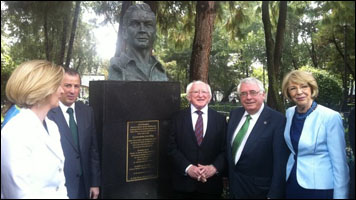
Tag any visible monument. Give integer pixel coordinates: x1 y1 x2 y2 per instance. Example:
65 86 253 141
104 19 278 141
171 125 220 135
90 3 179 198
108 3 168 81
90 81 179 198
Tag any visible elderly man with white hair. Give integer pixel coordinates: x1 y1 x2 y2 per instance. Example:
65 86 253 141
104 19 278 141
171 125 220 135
168 80 227 199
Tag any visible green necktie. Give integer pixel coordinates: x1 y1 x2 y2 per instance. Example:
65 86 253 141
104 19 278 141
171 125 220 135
67 108 79 147
232 115 251 162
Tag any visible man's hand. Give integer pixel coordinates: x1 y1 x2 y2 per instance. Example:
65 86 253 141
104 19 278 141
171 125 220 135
89 187 100 199
187 165 202 181
197 164 217 180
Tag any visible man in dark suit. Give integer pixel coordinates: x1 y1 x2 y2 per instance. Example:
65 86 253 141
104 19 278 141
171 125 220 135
48 68 101 199
227 77 289 199
349 107 355 199
168 80 226 199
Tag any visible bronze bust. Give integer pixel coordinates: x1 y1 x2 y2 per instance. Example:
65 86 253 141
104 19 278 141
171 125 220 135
108 3 168 81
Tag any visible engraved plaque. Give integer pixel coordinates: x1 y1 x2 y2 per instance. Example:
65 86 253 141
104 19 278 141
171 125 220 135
90 81 180 198
126 120 159 182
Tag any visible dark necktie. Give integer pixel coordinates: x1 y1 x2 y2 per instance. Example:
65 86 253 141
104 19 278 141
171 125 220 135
195 110 203 145
232 115 251 162
67 108 79 147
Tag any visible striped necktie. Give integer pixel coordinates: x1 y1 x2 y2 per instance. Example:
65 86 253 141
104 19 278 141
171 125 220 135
195 110 203 145
232 115 251 161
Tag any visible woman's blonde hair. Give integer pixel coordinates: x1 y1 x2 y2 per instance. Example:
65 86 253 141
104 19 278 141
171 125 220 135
5 60 64 108
282 70 319 101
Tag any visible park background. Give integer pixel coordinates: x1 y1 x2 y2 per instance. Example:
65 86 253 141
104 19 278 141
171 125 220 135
1 1 354 163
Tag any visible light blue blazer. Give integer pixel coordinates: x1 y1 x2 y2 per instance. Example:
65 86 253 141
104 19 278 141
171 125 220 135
284 104 349 199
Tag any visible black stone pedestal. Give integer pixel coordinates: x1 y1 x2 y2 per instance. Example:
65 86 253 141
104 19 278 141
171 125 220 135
89 81 180 199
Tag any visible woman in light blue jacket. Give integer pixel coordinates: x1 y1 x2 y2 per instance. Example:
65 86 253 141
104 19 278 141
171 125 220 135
281 70 349 199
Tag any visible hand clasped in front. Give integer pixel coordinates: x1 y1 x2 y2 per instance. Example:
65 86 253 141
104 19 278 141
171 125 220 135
187 164 217 183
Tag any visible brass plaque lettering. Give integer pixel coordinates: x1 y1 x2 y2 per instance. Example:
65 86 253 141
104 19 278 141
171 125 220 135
126 120 159 182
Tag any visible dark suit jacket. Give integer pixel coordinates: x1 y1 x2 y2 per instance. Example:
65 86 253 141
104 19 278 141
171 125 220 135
168 106 227 195
349 108 355 199
48 101 101 198
226 105 288 199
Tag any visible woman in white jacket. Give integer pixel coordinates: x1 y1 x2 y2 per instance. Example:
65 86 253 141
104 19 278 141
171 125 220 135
1 60 68 198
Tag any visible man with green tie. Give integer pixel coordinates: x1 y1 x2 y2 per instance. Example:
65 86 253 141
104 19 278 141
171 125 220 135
48 68 101 199
226 77 289 199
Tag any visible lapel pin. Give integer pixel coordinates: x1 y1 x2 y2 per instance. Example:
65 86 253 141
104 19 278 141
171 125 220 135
264 121 267 125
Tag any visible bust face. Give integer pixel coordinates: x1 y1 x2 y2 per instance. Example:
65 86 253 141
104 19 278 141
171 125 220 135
125 10 156 49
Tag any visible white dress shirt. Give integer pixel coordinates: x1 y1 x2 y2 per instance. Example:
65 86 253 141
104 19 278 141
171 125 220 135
185 104 209 174
191 104 208 137
231 103 264 164
59 101 77 126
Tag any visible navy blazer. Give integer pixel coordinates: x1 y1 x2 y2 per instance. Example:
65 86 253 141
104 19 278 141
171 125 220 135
226 105 289 199
168 106 227 195
48 101 101 198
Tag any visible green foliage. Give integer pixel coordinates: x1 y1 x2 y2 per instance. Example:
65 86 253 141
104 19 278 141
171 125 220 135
315 1 355 78
209 103 240 114
300 66 343 110
1 1 104 73
1 1 354 108
1 41 15 104
180 93 189 109
156 1 196 50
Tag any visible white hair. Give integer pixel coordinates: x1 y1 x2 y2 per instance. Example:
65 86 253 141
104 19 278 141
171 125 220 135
186 80 212 100
237 77 265 94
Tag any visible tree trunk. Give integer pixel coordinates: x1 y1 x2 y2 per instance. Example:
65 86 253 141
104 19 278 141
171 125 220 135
43 10 50 61
331 34 355 80
189 1 217 83
65 1 81 68
75 57 82 72
221 84 235 102
262 1 287 113
59 12 70 66
114 1 132 57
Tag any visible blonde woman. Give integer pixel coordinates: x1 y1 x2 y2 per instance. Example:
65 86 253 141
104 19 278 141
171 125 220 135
1 60 68 198
282 70 349 199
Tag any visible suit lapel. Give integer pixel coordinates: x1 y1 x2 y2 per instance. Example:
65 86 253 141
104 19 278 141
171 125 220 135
75 102 84 153
284 108 295 154
242 106 270 156
185 108 198 145
44 118 65 161
51 106 79 152
201 108 214 146
228 109 244 143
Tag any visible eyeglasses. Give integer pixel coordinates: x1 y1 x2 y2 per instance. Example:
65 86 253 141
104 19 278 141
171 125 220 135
190 90 209 95
240 90 260 97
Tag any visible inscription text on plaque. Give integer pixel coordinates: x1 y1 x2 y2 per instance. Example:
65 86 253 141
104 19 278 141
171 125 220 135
126 120 159 182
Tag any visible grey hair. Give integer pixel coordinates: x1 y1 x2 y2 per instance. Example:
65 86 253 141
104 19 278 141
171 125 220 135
237 77 265 94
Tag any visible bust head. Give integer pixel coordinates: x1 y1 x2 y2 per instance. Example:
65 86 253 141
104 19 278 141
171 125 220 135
123 4 156 50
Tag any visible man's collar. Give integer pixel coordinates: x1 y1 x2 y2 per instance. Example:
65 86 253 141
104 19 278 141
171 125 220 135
190 104 208 114
59 101 75 114
243 103 264 119
119 52 166 72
